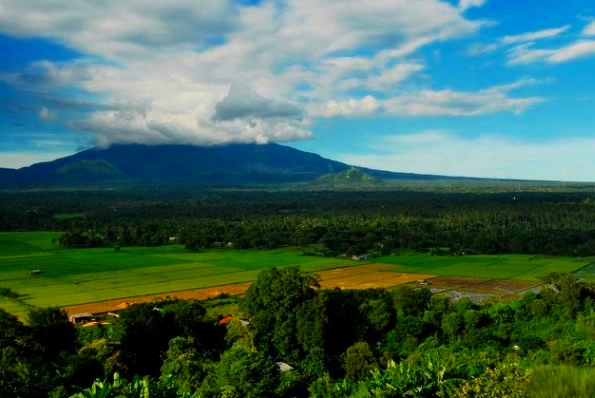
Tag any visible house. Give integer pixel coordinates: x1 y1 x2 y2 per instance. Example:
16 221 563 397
218 315 234 326
275 362 294 372
69 313 94 324
351 254 370 261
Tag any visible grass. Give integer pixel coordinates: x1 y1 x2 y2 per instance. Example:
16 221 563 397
0 297 32 320
0 232 355 312
527 365 595 397
1 232 593 318
375 252 592 281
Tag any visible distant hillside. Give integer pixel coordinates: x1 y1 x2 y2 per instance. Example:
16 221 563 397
0 167 18 184
309 167 386 190
0 167 16 176
0 143 452 188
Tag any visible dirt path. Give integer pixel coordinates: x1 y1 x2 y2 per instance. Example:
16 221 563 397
62 282 252 315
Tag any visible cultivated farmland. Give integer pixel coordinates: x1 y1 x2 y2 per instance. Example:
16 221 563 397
0 232 355 317
1 232 594 319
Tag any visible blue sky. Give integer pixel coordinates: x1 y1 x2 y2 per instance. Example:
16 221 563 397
1 0 594 181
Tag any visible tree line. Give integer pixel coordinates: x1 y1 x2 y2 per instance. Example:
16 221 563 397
3 189 595 256
57 205 595 257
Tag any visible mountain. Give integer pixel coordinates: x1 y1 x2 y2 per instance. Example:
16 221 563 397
0 143 445 187
0 167 19 184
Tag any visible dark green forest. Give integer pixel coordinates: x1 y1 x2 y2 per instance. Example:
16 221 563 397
3 189 595 256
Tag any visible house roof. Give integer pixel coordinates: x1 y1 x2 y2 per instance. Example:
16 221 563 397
218 315 233 325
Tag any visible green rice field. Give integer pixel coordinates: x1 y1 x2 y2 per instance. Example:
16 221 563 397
0 232 354 314
1 232 594 319
375 252 594 281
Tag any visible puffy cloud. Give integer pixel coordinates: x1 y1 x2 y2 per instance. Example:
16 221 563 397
0 0 501 147
74 101 312 148
311 81 544 117
0 1 239 60
313 95 381 117
214 85 304 121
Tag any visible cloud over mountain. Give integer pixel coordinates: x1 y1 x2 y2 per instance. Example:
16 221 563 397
0 0 528 148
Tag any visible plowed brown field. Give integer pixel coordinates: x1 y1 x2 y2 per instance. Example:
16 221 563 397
317 263 434 290
423 276 538 294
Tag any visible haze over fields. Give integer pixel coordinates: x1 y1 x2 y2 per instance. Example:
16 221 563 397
1 0 595 181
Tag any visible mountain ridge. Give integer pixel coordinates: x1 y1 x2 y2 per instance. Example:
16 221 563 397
0 142 448 187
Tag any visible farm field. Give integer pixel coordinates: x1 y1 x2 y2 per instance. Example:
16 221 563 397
317 264 434 290
374 252 594 281
0 232 355 318
1 232 594 319
63 265 436 316
62 282 253 316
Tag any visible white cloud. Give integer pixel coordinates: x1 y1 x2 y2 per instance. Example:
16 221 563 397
314 96 380 117
383 89 543 116
0 0 492 147
467 43 498 56
337 63 425 92
339 131 595 182
507 40 595 64
547 40 595 63
503 22 595 65
459 0 487 12
311 81 544 117
0 1 239 60
502 25 570 44
486 78 545 92
506 44 555 65
583 21 595 36
214 85 304 121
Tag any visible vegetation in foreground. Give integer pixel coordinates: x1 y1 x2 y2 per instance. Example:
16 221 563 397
3 267 595 397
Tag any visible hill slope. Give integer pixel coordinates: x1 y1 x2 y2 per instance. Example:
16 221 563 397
309 167 387 190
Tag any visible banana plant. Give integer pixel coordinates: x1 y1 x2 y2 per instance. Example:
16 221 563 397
70 379 113 398
70 372 155 398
